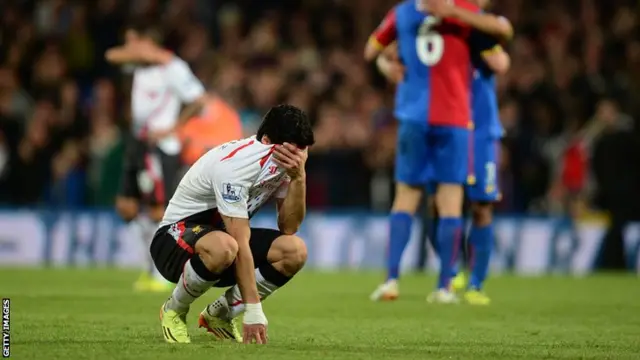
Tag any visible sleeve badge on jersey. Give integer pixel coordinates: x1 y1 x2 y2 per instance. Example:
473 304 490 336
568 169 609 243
222 183 243 203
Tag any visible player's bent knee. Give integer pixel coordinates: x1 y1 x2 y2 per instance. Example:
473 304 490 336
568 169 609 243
269 235 308 276
195 232 238 273
115 197 139 222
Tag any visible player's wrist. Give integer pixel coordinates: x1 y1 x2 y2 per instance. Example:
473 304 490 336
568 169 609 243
244 302 267 325
245 302 262 311
290 171 306 181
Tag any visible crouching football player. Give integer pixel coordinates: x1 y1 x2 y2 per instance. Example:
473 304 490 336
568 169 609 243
150 104 314 344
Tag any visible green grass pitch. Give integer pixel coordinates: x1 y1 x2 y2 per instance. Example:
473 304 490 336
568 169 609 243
2 269 640 359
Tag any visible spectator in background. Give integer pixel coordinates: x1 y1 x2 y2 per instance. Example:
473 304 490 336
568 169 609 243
8 100 55 204
0 67 32 120
178 94 243 166
63 4 95 78
591 99 640 270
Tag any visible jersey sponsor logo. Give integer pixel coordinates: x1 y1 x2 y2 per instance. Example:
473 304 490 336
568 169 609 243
221 183 243 203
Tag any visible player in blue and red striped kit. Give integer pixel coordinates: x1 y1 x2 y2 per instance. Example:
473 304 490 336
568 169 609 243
365 0 512 303
460 35 507 304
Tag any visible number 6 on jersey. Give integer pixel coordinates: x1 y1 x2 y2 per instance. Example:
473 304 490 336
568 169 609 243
416 16 444 66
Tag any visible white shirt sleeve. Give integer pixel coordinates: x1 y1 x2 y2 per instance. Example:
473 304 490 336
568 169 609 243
166 58 206 103
211 159 260 219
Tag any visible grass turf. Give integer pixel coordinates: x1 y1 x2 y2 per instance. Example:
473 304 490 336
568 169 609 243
1 269 639 359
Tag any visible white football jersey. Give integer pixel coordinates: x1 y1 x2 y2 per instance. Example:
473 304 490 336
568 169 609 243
131 56 205 155
160 136 290 227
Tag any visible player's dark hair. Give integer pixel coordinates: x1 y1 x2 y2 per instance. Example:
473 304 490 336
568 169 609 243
257 104 315 148
126 21 164 44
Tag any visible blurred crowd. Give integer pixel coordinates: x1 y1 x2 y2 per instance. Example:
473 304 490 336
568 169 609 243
0 0 639 215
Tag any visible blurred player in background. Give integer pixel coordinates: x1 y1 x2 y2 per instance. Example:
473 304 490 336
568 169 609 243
374 1 512 305
105 23 208 292
151 105 314 344
365 0 512 303
453 0 511 305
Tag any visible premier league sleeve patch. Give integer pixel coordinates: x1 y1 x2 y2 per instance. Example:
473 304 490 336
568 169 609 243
221 183 243 203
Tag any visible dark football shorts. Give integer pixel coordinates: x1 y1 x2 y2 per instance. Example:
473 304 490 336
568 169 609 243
118 134 181 206
149 210 282 287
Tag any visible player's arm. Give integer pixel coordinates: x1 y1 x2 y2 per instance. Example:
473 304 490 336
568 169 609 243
273 144 308 234
105 46 139 64
146 59 208 142
376 43 405 84
211 159 260 305
105 43 173 65
167 59 208 123
450 10 513 41
213 146 267 344
427 0 513 41
364 8 398 62
216 209 259 306
178 96 208 124
220 215 258 302
275 177 305 235
470 23 511 75
481 46 511 75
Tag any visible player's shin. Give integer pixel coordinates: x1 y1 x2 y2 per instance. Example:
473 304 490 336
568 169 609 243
468 203 494 290
436 217 463 289
434 184 464 290
387 212 414 280
468 223 493 290
167 250 232 313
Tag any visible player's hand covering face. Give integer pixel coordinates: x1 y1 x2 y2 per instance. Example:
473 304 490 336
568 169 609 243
273 143 308 179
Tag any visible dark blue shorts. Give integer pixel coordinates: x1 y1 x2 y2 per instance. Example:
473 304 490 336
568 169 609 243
426 126 471 185
395 123 471 186
394 122 430 186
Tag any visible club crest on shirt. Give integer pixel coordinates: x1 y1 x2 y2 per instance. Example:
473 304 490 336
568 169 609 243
168 223 181 240
222 183 243 203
